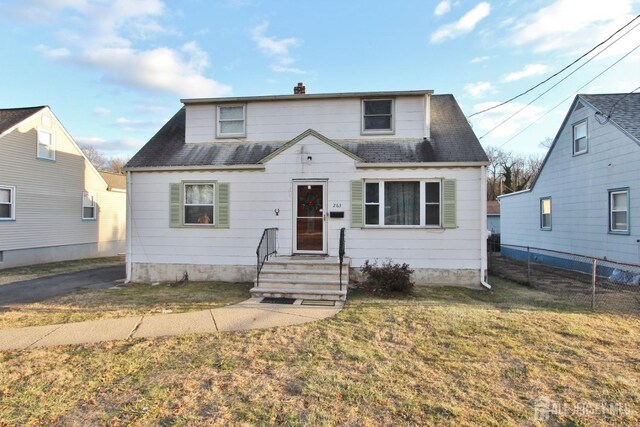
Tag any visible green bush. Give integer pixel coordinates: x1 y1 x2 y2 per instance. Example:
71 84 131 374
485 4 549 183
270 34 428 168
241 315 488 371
361 259 414 295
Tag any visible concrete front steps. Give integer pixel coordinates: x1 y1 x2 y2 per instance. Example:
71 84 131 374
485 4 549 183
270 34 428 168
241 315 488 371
250 256 350 301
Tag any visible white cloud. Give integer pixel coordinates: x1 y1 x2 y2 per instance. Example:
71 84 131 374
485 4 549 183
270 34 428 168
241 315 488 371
434 0 452 17
470 55 491 64
93 107 111 116
471 101 546 138
22 0 231 97
115 116 166 131
430 2 491 43
503 64 550 82
251 21 305 73
464 81 496 98
510 0 637 55
76 135 145 154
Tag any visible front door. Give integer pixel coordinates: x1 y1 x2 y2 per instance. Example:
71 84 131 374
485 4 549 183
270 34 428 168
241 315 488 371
294 181 327 254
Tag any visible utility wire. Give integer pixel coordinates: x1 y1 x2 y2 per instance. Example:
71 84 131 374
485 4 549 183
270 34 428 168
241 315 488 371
594 84 640 124
467 13 640 119
498 45 640 148
478 21 640 140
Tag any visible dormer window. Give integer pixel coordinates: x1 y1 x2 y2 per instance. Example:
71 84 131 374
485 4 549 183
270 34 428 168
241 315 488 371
217 105 246 138
573 120 587 155
362 99 393 134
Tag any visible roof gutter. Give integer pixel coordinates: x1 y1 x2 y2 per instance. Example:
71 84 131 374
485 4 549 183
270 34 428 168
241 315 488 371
124 164 266 172
356 161 490 169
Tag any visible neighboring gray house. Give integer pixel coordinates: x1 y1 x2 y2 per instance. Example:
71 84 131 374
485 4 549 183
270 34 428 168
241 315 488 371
499 93 640 265
0 106 127 269
125 87 491 298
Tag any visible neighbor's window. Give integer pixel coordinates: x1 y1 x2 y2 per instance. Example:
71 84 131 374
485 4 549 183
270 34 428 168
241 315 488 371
37 130 55 160
540 197 552 230
609 189 629 233
0 186 16 220
184 183 215 225
362 99 393 133
365 181 440 227
217 105 246 137
573 120 587 155
82 192 96 220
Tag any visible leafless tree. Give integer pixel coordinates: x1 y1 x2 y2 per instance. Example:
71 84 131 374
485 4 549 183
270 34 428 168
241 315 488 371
80 144 107 171
485 146 545 199
79 144 129 174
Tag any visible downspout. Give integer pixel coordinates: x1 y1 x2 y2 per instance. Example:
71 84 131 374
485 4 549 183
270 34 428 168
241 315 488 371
125 171 132 283
479 165 491 289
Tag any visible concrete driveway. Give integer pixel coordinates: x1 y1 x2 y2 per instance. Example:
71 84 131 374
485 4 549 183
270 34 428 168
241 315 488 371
0 265 125 305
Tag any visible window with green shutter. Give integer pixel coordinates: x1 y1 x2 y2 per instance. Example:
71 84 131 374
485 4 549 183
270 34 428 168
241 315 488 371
169 182 230 228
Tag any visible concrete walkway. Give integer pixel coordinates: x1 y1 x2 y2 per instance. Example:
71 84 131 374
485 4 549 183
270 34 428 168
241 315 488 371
0 298 343 351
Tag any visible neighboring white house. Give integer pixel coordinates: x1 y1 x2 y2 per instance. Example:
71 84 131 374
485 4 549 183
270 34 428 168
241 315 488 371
124 86 490 293
0 106 127 269
499 93 640 265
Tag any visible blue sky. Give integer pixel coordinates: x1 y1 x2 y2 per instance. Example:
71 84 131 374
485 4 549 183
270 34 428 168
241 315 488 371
1 0 638 159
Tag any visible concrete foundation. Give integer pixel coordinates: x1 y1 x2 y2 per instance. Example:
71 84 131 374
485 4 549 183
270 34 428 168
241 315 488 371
0 240 125 269
130 262 255 283
130 262 482 288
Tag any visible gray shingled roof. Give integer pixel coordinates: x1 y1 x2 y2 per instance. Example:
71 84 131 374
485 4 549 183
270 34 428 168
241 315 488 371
0 106 46 134
126 94 487 168
581 93 640 142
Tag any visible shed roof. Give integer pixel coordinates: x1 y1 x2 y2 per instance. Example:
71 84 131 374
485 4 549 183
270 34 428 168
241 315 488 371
99 172 126 190
126 94 487 169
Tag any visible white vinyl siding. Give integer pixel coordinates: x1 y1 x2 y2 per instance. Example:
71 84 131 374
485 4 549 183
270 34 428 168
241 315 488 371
0 185 15 220
217 105 245 138
540 197 551 230
609 189 629 233
573 120 587 155
82 192 97 220
37 129 55 160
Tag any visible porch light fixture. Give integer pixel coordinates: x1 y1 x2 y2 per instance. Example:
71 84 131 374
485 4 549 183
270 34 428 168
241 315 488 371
307 156 312 162
274 208 280 216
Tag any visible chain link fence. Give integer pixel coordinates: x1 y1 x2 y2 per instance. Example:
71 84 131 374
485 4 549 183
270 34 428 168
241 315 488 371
488 241 640 313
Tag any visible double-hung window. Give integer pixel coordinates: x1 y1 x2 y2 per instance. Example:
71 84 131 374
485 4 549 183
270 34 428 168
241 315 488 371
364 181 441 227
184 183 215 225
609 189 629 233
573 120 587 155
37 130 55 160
0 186 15 220
540 197 552 230
82 192 97 220
362 99 393 133
217 105 246 138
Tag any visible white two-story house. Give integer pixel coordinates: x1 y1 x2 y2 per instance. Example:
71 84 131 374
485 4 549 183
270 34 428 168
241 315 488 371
124 86 490 299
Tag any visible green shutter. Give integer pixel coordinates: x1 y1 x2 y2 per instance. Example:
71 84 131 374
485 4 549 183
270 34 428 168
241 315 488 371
351 180 364 228
216 182 230 228
169 183 182 228
442 179 457 229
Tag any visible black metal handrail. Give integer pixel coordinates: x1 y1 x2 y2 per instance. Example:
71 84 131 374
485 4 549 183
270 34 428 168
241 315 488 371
339 227 346 291
256 228 278 287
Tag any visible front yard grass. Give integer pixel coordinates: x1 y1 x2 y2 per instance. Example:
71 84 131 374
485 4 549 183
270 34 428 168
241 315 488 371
0 281 253 329
0 256 124 285
1 276 639 426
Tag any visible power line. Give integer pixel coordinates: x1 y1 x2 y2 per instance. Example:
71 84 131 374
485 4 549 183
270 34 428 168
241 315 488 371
478 21 640 140
467 13 640 119
497 45 640 148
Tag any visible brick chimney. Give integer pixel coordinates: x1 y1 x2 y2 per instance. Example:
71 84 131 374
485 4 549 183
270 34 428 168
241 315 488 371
293 82 306 95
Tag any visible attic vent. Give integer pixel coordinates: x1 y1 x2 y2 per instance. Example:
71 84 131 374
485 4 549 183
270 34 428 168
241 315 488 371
575 101 584 111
